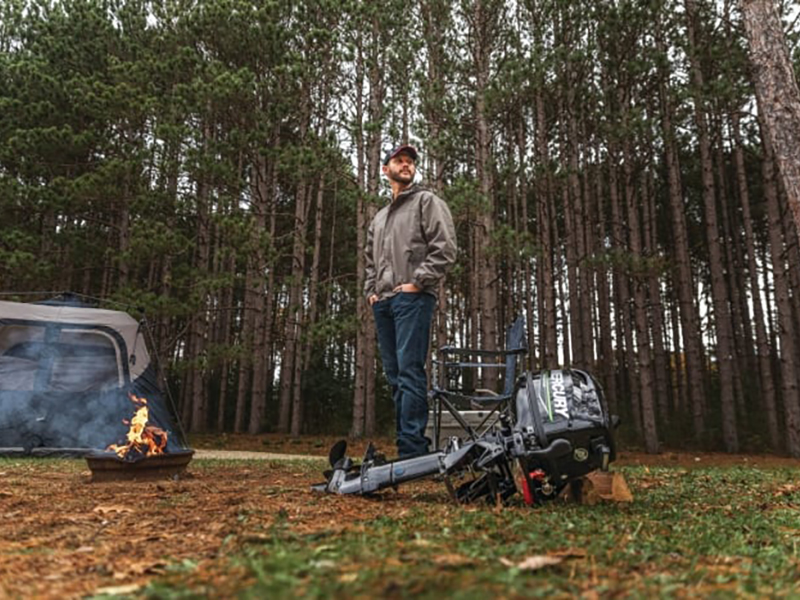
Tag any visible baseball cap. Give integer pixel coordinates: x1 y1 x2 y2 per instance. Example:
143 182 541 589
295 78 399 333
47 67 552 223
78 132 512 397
383 144 418 165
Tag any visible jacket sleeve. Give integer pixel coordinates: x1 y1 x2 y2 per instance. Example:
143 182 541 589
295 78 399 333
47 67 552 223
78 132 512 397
412 192 457 290
364 218 377 299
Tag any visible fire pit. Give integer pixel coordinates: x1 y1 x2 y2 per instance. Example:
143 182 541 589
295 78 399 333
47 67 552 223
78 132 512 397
87 390 193 482
86 449 194 482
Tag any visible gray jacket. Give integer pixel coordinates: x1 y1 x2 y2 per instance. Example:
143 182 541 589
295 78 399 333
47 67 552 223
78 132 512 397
365 185 457 300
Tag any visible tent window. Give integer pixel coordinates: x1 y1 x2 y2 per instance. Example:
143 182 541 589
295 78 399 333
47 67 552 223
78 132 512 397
0 326 123 391
0 325 43 391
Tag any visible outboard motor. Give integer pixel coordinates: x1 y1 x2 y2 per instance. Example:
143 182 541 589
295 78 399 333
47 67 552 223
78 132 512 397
313 368 618 507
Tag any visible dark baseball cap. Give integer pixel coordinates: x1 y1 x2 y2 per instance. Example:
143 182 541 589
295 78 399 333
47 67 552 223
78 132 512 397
383 144 418 165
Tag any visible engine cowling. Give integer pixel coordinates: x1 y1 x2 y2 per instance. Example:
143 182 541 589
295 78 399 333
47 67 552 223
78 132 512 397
514 369 618 502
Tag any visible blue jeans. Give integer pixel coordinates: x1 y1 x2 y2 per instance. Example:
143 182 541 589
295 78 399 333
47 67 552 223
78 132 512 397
372 292 436 458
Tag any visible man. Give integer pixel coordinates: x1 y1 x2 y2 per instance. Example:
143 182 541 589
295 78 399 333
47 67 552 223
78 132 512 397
365 144 457 459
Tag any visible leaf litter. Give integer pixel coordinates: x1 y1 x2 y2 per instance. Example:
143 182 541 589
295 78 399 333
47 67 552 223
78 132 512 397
1 443 799 598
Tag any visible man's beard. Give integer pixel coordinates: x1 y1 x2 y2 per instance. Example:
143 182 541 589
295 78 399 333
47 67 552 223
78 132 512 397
389 170 414 185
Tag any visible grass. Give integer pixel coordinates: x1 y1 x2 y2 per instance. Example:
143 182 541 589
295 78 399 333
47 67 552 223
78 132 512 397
139 465 800 599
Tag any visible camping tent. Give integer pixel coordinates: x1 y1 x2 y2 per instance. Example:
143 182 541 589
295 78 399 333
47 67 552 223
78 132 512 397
0 295 187 456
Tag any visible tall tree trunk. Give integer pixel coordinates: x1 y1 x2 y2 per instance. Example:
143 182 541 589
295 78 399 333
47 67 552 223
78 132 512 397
780 209 800 339
715 136 748 419
215 243 236 432
656 22 706 441
294 175 327 435
742 0 800 238
470 0 500 388
732 111 780 448
420 0 451 374
669 293 687 419
685 0 738 452
608 149 640 436
760 118 800 456
517 120 535 363
252 243 277 434
562 168 580 367
156 150 179 365
535 90 558 367
363 68 383 436
562 71 588 366
581 152 596 368
189 155 211 433
351 25 380 438
247 152 276 434
623 135 659 452
643 169 670 426
594 160 617 408
117 192 131 290
234 267 255 433
278 178 310 433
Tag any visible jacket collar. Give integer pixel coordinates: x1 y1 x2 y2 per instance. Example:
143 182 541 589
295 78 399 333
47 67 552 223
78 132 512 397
390 184 420 209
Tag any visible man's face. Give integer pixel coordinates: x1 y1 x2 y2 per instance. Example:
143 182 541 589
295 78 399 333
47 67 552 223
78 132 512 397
383 152 416 185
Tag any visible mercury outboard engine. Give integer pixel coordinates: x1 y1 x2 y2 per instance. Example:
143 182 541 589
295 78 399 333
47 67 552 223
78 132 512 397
514 369 616 504
313 368 617 506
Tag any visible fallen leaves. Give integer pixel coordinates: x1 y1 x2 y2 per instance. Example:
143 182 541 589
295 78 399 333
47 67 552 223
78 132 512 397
411 537 435 548
4 444 799 599
112 560 167 578
550 547 588 559
92 505 134 515
500 555 563 571
432 553 475 568
560 471 634 505
500 547 589 572
93 583 142 596
0 460 444 599
773 483 800 497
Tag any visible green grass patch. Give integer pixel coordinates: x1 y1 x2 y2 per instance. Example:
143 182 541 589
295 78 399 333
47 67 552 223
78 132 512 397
141 465 800 598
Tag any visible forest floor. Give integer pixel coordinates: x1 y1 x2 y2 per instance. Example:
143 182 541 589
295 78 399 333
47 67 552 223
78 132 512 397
1 436 799 599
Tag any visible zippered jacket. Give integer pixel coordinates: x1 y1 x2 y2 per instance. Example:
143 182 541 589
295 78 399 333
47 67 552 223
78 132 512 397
365 184 457 300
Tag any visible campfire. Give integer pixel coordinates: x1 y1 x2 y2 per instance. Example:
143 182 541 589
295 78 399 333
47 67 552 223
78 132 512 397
107 393 168 460
85 392 193 482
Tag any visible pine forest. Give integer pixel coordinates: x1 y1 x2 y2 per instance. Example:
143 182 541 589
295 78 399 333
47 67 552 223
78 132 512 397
3 0 800 456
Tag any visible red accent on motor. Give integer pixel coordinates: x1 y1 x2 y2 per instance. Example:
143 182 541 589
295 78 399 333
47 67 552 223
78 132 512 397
521 469 546 505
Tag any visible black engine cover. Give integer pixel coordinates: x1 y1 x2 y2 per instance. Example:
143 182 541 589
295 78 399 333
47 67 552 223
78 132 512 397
515 369 617 487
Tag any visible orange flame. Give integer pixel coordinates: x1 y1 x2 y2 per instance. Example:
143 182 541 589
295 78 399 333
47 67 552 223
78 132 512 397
107 393 168 459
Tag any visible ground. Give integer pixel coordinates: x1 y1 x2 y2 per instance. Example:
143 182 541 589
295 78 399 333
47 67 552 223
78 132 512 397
1 435 798 599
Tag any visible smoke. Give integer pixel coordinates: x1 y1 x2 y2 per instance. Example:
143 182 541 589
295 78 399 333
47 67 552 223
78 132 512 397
0 321 180 455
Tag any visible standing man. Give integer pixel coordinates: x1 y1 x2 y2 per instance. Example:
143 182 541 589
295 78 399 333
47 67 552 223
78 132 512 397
365 144 457 459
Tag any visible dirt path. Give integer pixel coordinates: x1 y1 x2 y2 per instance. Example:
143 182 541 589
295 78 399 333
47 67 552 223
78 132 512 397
193 449 326 461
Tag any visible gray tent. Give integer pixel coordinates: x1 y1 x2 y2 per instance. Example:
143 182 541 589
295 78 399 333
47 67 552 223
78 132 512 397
0 295 186 456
